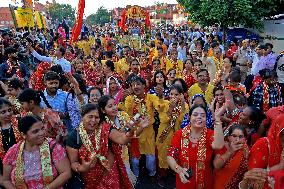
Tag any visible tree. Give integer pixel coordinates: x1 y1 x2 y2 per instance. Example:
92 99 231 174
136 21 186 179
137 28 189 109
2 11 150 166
86 14 96 26
177 0 283 30
48 3 75 26
94 6 110 25
155 2 168 15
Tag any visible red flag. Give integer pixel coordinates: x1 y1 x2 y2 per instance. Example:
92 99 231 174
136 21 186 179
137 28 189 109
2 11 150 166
119 9 127 32
70 0 85 44
145 11 151 28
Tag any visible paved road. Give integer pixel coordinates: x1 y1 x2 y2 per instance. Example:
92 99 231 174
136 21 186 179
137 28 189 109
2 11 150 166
135 172 176 189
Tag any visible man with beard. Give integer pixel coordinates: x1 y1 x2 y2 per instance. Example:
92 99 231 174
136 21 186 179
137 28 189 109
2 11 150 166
40 71 74 131
123 76 157 179
0 47 30 86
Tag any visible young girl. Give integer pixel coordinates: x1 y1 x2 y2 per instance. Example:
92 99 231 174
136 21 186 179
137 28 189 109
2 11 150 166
152 84 189 185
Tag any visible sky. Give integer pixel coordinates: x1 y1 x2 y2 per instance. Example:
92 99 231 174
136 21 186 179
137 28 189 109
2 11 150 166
0 0 178 16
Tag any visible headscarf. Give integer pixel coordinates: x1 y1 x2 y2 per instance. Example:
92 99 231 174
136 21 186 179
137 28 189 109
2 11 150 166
105 76 123 105
181 94 214 129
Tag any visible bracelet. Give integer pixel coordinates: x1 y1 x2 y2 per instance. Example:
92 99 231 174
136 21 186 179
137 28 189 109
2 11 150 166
215 120 222 125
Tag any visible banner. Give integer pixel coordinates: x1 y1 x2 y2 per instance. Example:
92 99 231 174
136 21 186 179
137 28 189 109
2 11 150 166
70 0 85 44
35 11 47 29
23 0 33 7
14 7 35 28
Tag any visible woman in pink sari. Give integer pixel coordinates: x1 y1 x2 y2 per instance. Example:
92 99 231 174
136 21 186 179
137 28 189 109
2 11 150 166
105 76 124 105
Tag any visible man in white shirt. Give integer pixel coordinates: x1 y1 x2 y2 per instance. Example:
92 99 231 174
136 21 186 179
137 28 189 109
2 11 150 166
276 53 284 99
250 45 263 76
177 41 187 62
29 45 71 73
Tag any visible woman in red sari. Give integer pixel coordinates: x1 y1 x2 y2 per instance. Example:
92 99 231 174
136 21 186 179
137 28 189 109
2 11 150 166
66 103 135 189
213 124 249 189
183 59 196 88
167 104 225 189
240 114 284 189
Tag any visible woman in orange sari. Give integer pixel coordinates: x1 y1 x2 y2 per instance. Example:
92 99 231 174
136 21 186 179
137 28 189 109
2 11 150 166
167 105 225 189
213 124 249 189
239 114 284 189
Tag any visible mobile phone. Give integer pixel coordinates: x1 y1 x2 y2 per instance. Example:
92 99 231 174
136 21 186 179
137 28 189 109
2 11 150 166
185 167 193 180
129 113 141 125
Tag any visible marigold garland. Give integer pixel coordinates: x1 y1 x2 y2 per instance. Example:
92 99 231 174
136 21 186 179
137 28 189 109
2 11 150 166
262 82 281 112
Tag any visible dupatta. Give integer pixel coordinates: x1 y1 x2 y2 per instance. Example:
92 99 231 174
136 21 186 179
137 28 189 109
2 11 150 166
15 139 53 189
181 126 207 189
214 144 249 189
105 76 124 105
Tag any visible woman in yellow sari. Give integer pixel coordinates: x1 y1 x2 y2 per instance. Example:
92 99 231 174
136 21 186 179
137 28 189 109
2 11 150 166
152 84 189 186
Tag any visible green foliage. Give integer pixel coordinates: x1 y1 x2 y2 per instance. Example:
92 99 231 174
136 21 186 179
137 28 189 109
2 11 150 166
154 2 168 15
85 14 96 26
94 6 110 25
48 3 75 26
177 0 282 30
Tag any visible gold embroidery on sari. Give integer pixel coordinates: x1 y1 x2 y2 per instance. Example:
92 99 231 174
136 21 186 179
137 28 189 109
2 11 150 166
181 126 207 189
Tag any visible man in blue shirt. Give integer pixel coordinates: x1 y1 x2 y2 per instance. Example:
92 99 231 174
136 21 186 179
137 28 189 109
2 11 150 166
29 45 72 73
41 71 73 130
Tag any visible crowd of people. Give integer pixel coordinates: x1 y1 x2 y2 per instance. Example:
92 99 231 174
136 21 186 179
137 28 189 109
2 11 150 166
0 19 283 189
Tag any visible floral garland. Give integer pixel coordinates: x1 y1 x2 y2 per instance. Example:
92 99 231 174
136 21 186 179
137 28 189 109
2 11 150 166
262 81 281 112
213 55 223 71
8 96 22 114
78 123 109 170
7 59 22 78
83 61 103 87
15 139 53 188
0 116 22 160
158 100 182 143
213 70 222 86
133 95 147 117
105 111 129 131
29 62 50 91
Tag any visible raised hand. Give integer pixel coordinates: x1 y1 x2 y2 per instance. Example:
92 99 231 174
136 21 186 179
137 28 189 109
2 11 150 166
229 140 244 154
